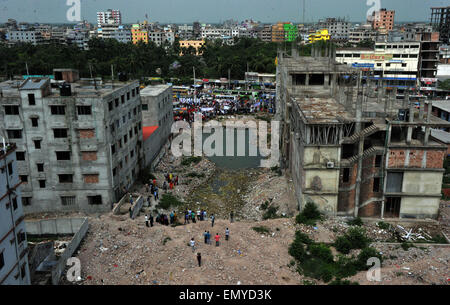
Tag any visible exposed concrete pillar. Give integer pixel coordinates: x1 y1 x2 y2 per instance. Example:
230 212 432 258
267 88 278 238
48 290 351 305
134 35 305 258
406 99 414 144
305 74 310 86
419 98 424 121
424 100 432 145
404 89 410 109
324 74 330 88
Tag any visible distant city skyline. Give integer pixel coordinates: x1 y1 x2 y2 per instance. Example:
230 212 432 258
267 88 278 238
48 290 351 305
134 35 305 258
0 0 448 24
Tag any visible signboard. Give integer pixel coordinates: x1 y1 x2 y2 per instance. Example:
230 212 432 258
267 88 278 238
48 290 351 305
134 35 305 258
420 78 437 83
360 54 393 61
352 63 374 68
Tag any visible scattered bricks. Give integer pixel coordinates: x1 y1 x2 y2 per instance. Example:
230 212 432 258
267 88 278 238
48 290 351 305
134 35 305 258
79 129 95 139
82 151 98 161
84 174 99 184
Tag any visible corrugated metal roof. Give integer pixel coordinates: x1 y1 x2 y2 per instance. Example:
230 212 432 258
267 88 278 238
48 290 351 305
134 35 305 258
431 129 450 144
19 78 49 90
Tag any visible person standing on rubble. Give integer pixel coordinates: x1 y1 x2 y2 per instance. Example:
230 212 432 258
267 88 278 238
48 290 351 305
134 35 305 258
203 230 208 244
129 207 132 218
145 215 149 227
190 238 196 252
215 233 220 247
225 228 230 241
211 214 215 227
230 211 234 223
197 253 202 267
206 231 211 245
149 214 154 227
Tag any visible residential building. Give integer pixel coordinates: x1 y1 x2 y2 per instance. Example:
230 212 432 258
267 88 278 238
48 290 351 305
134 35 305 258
272 22 289 42
257 24 272 42
276 44 449 220
0 69 144 213
317 18 352 40
349 26 380 45
0 142 30 285
97 9 122 27
179 40 205 55
131 23 149 44
284 23 298 42
370 8 395 32
336 41 421 89
6 30 43 45
201 27 232 40
140 85 174 168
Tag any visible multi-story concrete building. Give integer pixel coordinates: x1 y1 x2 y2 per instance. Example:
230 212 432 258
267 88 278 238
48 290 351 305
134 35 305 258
131 23 149 44
97 9 122 27
257 24 272 42
0 70 144 214
140 85 174 168
336 41 421 89
201 28 232 40
97 24 131 44
370 8 395 32
431 6 449 44
6 30 43 45
277 44 449 220
416 32 441 88
0 142 30 285
349 26 380 45
317 18 352 40
179 40 205 55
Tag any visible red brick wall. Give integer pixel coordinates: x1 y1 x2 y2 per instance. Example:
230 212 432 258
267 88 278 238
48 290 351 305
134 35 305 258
358 201 381 217
84 174 99 184
408 150 424 168
388 149 406 168
426 150 445 168
82 151 97 161
79 129 95 139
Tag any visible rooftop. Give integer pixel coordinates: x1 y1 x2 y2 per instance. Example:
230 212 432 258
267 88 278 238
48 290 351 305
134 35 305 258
293 97 353 124
140 84 171 97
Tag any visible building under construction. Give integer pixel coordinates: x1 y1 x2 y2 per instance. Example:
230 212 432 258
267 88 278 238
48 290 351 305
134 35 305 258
431 6 449 44
276 44 449 220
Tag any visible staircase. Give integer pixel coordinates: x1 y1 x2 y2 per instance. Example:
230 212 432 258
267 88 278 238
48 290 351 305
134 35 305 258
343 124 380 144
341 146 384 166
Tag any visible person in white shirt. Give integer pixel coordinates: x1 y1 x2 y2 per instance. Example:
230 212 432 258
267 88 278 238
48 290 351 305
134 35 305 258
190 238 196 252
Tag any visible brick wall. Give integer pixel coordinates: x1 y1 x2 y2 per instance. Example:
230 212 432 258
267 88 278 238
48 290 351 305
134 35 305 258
358 201 381 217
84 174 99 184
388 149 406 168
426 150 445 168
79 129 95 139
81 152 97 161
408 150 424 168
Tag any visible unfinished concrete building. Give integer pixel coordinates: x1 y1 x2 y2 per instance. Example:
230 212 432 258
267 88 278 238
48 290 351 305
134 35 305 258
276 44 450 220
0 70 144 214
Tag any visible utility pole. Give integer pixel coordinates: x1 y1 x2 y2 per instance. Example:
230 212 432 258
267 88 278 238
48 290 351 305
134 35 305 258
193 66 195 86
228 68 231 89
25 62 29 76
111 64 115 89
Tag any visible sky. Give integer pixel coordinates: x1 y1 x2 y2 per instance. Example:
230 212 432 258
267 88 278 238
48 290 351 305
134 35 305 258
0 0 448 24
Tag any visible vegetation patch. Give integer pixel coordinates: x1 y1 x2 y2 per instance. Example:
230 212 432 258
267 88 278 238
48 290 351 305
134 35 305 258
162 237 172 245
289 227 381 283
252 226 270 234
295 202 323 226
156 194 184 210
346 217 363 226
181 156 202 166
377 221 391 230
187 172 205 178
262 205 280 220
334 227 371 254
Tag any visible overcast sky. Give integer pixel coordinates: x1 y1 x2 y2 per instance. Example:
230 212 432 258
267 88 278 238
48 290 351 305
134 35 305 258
0 0 448 24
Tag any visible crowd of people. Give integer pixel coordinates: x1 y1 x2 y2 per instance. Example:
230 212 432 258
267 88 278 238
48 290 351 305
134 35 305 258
173 90 275 124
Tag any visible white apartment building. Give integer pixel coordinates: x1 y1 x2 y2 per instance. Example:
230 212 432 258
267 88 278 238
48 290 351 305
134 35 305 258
0 143 30 285
6 30 43 45
0 70 144 214
336 41 421 88
97 9 122 27
201 28 232 40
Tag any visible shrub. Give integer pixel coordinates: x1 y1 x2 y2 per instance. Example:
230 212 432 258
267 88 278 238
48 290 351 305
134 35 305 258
377 221 391 230
308 244 334 263
329 278 359 285
400 242 415 251
156 194 183 210
294 231 314 245
181 156 202 166
288 239 307 261
431 234 448 244
263 205 279 220
334 236 353 254
252 226 270 234
296 202 322 225
334 227 370 254
187 172 205 178
346 217 363 226
260 201 269 210
356 247 382 270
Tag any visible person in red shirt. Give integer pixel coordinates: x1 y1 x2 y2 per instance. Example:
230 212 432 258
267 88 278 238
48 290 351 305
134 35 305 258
169 182 174 190
215 233 220 247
